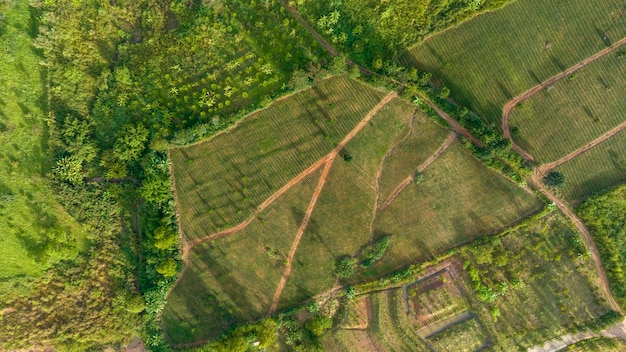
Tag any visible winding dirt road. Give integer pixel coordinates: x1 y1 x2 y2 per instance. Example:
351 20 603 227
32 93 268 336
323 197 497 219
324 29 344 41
502 37 626 160
497 37 626 316
379 131 457 212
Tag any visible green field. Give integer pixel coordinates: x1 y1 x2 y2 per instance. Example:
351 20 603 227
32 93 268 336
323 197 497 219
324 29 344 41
510 53 626 163
0 0 88 289
372 141 541 273
170 76 386 240
278 98 415 308
162 169 322 344
377 110 451 203
403 0 626 126
554 131 626 202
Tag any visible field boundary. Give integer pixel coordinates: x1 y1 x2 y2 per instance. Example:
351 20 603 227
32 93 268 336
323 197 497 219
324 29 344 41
502 37 626 160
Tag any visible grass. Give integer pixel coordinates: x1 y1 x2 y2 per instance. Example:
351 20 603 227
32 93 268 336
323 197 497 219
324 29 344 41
460 212 612 349
0 0 88 288
170 76 387 240
427 317 487 352
371 141 541 273
510 52 626 163
162 169 322 344
402 0 626 126
377 109 451 202
554 131 626 202
337 296 369 329
278 97 414 308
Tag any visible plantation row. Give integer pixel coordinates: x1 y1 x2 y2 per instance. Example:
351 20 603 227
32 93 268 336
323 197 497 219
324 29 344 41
403 0 626 126
510 52 626 163
171 77 386 239
555 131 626 202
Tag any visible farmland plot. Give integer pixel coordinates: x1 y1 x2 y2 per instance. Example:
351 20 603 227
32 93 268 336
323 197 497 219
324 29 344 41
170 76 386 240
554 131 626 202
278 97 414 308
403 0 626 126
372 141 541 273
406 271 468 329
509 53 626 163
162 170 322 344
377 110 451 203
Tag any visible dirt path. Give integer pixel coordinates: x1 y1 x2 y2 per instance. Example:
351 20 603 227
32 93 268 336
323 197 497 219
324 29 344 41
502 37 626 160
536 121 626 175
268 92 398 313
188 155 330 247
379 131 456 212
529 174 622 313
268 159 334 314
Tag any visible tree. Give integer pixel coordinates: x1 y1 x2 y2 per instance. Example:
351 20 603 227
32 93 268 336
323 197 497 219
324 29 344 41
543 171 565 188
113 123 149 162
156 258 178 277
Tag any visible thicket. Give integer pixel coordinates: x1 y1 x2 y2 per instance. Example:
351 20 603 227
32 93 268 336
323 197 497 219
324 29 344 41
292 0 514 68
577 185 626 309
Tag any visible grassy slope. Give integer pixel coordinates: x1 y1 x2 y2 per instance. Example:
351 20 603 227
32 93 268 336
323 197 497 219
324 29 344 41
0 1 87 287
278 98 414 308
403 0 626 126
372 142 540 273
170 76 386 240
162 169 322 344
510 53 626 163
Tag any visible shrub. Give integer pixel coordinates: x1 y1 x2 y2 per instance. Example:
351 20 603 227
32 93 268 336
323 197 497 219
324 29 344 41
334 256 358 278
359 236 391 267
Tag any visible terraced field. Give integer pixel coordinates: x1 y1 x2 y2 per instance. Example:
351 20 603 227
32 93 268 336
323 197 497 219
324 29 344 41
372 141 541 273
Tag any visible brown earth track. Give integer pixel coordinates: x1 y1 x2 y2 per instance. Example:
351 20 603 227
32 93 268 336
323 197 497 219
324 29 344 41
536 121 626 175
379 131 457 212
502 37 626 160
268 159 334 314
497 37 626 316
268 92 398 313
188 155 330 247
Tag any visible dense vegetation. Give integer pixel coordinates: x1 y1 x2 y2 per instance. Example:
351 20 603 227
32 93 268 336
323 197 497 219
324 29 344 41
292 0 513 67
577 185 626 309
